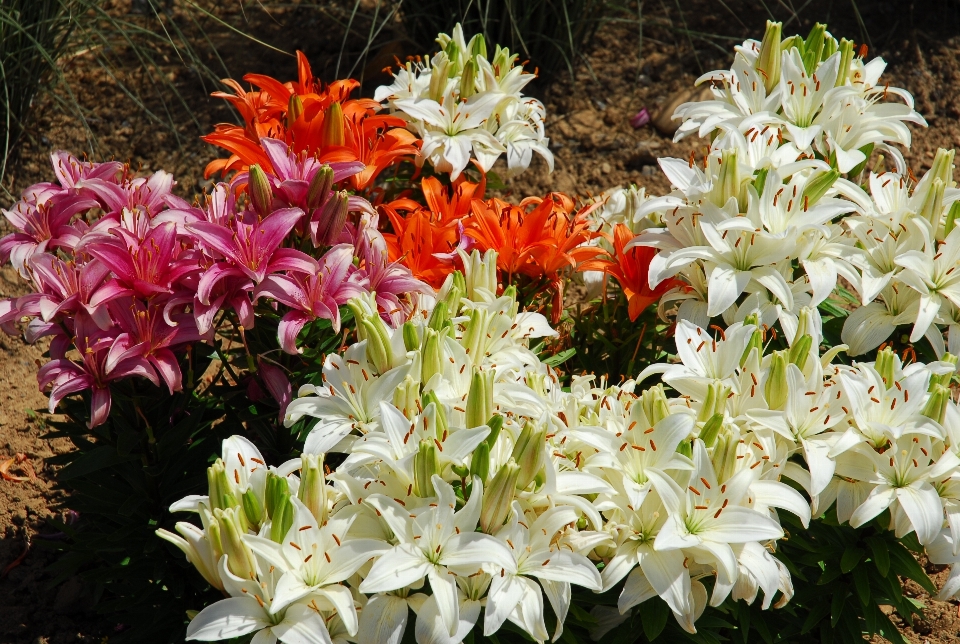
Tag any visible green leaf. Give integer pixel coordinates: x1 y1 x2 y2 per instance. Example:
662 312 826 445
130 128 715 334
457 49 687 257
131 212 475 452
840 546 864 573
889 543 937 595
58 445 134 480
867 536 890 577
543 348 576 367
830 590 847 627
641 598 670 641
801 600 831 634
853 565 871 606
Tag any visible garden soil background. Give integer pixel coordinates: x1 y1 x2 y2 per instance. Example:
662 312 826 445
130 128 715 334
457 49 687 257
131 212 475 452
2 0 960 642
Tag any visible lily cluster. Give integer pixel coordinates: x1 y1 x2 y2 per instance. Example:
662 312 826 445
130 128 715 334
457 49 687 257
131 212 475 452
376 25 553 180
591 21 960 362
0 139 428 427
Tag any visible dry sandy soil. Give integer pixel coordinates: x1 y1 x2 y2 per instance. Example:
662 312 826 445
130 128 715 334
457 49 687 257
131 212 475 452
2 0 960 642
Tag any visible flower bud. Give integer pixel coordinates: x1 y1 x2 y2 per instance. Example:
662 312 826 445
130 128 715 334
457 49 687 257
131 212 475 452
712 430 739 482
697 381 730 423
484 414 504 448
421 328 444 384
676 439 693 459
315 190 349 246
480 459 520 533
322 102 345 147
422 391 449 441
835 38 855 87
699 413 724 448
741 327 764 366
264 471 289 519
414 439 441 497
765 352 789 410
440 271 466 316
641 385 671 425
216 507 257 579
359 311 395 375
922 384 951 425
757 21 782 93
459 58 478 100
241 488 263 529
511 421 546 490
932 353 959 388
393 374 420 419
287 93 304 129
298 453 327 524
468 33 487 60
208 460 239 511
429 54 451 101
919 179 945 230
306 165 334 210
710 149 740 207
802 23 827 74
875 346 896 389
444 39 461 70
270 496 295 544
463 249 498 299
788 334 813 371
402 322 420 352
462 308 491 362
944 200 960 238
428 301 451 332
466 368 494 429
801 169 839 207
470 440 491 482
248 164 273 218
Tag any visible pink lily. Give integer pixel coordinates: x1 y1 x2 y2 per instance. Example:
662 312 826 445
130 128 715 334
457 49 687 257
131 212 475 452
28 254 113 329
38 321 157 428
50 151 122 190
85 222 194 300
356 221 432 326
253 137 364 209
78 170 175 217
187 207 316 306
255 244 367 353
257 358 292 421
0 188 98 276
107 299 200 393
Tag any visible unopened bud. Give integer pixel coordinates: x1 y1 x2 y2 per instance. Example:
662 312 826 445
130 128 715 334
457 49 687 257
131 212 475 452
741 326 764 367
945 201 960 237
934 353 960 388
641 385 671 426
876 347 896 389
306 165 334 210
802 23 827 74
699 413 724 448
270 496 294 543
315 190 349 246
835 39 855 86
676 439 693 459
241 488 263 529
393 374 420 419
765 352 789 409
470 440 491 482
712 430 739 482
322 102 345 147
788 334 813 371
360 312 395 375
248 164 273 217
402 322 420 352
287 94 304 129
421 328 444 384
920 179 945 229
217 507 256 579
697 381 730 423
414 440 440 497
428 301 451 332
757 21 783 93
422 391 448 440
480 460 520 533
485 414 504 448
264 471 289 519
466 368 494 429
802 169 839 207
459 58 478 100
298 454 327 524
923 384 951 425
208 460 238 511
711 149 740 207
442 271 466 315
468 33 487 60
511 421 546 490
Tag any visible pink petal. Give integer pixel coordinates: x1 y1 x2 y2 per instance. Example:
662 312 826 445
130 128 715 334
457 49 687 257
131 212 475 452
88 387 112 428
150 348 183 394
278 311 311 354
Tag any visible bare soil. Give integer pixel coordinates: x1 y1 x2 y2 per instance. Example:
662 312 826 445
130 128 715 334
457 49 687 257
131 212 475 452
2 1 960 642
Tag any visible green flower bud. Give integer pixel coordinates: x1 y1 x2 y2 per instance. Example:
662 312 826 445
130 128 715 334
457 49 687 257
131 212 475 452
359 311 395 375
765 352 789 409
466 368 494 429
875 346 896 389
944 200 960 238
264 471 289 520
429 54 451 101
697 381 730 423
322 101 345 147
428 301 450 332
802 23 827 74
699 413 725 448
484 414 504 449
248 164 273 218
444 39 461 71
821 35 838 60
459 58 478 100
414 439 440 497
712 430 739 482
470 440 491 482
788 334 813 371
298 453 327 524
287 93 304 129
752 167 769 197
421 328 444 384
835 39 855 87
709 149 740 207
306 165 334 210
402 322 420 353
208 460 239 511
216 507 256 579
441 271 466 316
676 439 693 459
480 459 520 533
801 169 839 207
468 33 487 60
463 249 498 299
270 496 294 544
757 21 782 93
511 421 546 490
919 179 945 229
923 384 951 425
392 374 420 419
206 515 224 559
241 487 263 529
741 327 764 366
932 354 959 389
641 385 671 426
422 391 449 441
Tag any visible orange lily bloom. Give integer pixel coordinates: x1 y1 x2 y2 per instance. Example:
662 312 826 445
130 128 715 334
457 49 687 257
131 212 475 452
203 51 418 192
580 224 686 321
380 176 484 288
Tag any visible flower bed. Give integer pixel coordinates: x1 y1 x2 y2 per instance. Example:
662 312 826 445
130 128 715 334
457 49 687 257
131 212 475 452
2 20 959 644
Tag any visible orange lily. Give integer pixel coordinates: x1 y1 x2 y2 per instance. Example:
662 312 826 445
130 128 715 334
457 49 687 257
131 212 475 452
203 52 418 192
580 224 686 321
381 176 484 288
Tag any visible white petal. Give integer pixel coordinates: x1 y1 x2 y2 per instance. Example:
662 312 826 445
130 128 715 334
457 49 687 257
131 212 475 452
273 604 333 644
186 597 269 641
849 485 897 528
359 544 431 593
896 484 944 546
357 594 409 644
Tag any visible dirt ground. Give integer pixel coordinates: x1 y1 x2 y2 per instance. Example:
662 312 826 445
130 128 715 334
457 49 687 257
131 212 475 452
2 1 960 642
